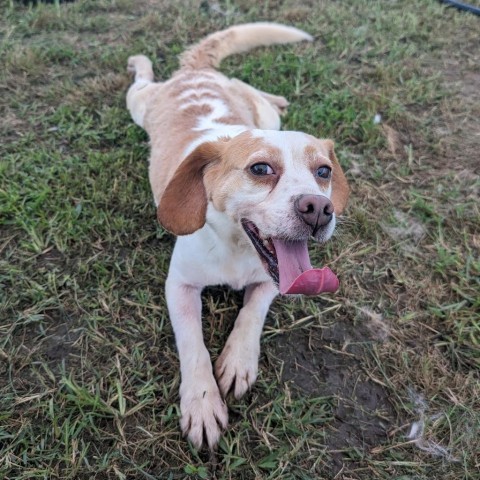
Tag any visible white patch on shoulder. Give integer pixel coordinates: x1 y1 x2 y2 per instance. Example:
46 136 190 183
182 96 247 157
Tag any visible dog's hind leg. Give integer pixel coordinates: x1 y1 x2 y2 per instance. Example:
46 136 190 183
229 78 288 130
258 90 289 116
126 55 161 127
128 54 154 82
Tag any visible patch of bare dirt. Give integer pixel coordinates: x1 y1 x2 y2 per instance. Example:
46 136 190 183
269 320 396 474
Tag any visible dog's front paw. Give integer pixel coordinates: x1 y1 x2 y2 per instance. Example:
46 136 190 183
179 381 228 450
215 334 259 399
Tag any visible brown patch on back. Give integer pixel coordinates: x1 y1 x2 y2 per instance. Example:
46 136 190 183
180 104 213 117
215 115 241 125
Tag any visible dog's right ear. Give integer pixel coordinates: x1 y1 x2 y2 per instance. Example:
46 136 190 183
157 142 222 236
324 140 349 216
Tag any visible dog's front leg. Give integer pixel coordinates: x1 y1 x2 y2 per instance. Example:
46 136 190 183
165 278 228 449
215 281 278 399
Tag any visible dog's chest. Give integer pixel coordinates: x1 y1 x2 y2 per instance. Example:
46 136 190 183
171 225 271 290
212 238 267 289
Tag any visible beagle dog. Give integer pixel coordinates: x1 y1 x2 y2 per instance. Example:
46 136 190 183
126 23 349 449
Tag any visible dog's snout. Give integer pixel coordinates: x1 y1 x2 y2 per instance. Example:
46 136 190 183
294 194 333 231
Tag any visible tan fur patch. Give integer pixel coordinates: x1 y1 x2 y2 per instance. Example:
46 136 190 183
303 144 332 169
179 104 214 117
204 133 283 211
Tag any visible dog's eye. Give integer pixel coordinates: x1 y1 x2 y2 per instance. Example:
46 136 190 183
316 166 331 179
250 163 274 176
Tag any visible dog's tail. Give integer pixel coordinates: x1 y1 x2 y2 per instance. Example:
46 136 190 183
180 22 313 70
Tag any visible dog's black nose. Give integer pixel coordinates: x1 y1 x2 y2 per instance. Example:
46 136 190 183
294 194 333 232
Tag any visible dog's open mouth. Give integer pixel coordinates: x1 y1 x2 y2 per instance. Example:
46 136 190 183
241 220 339 295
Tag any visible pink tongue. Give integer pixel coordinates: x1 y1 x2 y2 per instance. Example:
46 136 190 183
272 239 339 295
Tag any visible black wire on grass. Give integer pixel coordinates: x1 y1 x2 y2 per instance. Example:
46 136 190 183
439 0 480 15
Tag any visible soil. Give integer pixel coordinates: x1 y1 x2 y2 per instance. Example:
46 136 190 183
269 319 396 474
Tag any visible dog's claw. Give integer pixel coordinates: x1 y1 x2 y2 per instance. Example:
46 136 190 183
180 385 228 449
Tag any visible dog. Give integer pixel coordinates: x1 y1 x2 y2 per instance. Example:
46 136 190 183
126 22 349 449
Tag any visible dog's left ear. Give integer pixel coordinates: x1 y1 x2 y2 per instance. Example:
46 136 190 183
158 142 221 235
325 140 349 215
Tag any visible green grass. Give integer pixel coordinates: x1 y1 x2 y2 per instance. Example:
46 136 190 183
1 0 479 478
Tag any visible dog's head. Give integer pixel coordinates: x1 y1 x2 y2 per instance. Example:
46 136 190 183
158 130 349 294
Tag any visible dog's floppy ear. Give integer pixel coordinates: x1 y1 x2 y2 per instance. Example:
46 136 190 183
157 142 221 235
325 140 349 215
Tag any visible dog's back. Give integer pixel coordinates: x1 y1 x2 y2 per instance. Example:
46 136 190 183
127 23 313 205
